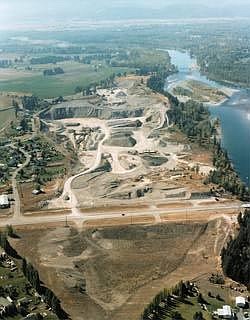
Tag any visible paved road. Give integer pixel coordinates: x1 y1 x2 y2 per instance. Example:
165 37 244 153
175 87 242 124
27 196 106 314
237 309 249 320
0 106 15 112
11 148 31 219
0 202 241 228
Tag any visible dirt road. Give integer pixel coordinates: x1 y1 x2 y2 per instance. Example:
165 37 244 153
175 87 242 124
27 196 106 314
49 105 169 213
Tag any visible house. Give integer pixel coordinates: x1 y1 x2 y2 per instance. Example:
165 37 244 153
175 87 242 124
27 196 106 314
23 313 39 320
6 297 13 303
236 296 246 308
32 189 41 196
0 250 7 260
0 297 15 317
0 195 9 209
17 297 30 307
215 305 232 319
0 297 11 308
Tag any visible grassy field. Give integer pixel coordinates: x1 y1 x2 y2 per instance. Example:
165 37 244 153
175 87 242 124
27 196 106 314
0 108 15 131
0 62 132 98
111 47 172 69
0 95 15 131
163 293 232 320
0 95 14 109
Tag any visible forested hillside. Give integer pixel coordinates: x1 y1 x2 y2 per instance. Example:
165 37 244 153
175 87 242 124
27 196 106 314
221 210 250 288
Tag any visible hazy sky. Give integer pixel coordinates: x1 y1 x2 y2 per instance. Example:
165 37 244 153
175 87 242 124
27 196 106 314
1 0 250 30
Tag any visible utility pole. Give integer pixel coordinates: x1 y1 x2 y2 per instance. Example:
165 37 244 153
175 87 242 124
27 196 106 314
65 215 69 228
185 199 188 224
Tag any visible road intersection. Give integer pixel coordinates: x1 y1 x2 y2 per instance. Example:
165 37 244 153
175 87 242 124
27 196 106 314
0 199 242 228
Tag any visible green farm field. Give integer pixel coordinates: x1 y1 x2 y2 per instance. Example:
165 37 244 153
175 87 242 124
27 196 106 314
0 62 132 98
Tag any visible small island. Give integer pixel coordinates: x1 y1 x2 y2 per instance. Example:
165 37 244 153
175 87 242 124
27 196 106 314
171 79 232 105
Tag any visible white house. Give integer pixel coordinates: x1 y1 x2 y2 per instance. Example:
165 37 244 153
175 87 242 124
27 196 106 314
0 195 9 209
215 305 232 319
236 296 246 308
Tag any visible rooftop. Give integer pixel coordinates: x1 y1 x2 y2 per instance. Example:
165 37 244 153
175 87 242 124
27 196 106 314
217 305 232 317
0 194 9 206
236 296 246 305
0 297 12 307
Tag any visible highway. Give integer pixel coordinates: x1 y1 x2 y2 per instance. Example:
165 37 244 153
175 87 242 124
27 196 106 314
0 201 242 228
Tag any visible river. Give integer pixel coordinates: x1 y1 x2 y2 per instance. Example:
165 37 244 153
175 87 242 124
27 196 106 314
166 50 250 186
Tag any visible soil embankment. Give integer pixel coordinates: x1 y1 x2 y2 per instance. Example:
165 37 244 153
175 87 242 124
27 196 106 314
12 218 231 320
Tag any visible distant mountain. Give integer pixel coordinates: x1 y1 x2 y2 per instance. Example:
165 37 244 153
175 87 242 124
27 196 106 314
92 4 250 20
2 0 250 30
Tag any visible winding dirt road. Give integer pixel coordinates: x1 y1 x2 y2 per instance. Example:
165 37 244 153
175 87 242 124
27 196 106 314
51 105 169 215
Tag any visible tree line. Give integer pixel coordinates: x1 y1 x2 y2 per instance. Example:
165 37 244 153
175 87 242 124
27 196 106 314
0 59 12 68
74 72 118 95
110 48 177 76
0 230 20 258
221 210 250 288
196 47 250 86
21 258 67 319
30 56 71 65
140 281 204 320
205 142 249 201
43 67 65 76
21 95 49 112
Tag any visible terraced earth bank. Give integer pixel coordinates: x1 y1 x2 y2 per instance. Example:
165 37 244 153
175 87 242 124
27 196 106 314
45 77 214 211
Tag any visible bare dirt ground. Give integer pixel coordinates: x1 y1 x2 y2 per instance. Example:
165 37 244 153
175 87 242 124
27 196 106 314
48 76 216 214
12 214 235 320
47 76 218 220
0 208 12 217
19 179 65 213
0 68 35 81
0 94 13 108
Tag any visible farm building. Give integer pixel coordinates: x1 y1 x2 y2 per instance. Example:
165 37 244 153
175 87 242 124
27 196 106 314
214 305 232 319
0 195 9 209
236 296 246 308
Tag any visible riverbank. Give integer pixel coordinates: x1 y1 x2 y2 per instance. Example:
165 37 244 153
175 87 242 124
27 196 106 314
167 49 250 185
148 63 249 200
